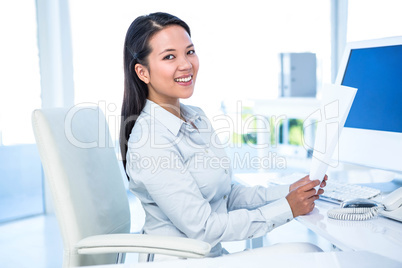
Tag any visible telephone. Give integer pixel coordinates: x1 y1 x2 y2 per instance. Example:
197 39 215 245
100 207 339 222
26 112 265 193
327 187 402 222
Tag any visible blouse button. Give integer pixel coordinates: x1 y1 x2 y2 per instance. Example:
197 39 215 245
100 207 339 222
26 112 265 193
224 169 228 174
223 195 227 200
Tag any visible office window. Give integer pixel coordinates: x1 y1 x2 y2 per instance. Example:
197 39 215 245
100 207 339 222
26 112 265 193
347 0 402 42
69 0 331 124
278 119 304 146
0 1 43 222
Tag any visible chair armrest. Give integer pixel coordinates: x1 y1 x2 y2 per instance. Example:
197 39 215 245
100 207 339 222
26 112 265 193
76 233 211 259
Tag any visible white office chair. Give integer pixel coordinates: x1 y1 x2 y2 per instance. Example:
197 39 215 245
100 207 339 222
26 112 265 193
32 106 211 267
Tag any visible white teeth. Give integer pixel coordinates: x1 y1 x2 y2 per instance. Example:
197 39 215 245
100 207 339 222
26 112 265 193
175 76 192 82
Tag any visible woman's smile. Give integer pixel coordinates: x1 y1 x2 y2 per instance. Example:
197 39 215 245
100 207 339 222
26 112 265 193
174 75 193 85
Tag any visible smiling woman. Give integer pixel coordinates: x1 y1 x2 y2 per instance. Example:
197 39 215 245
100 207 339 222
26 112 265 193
135 25 199 114
119 12 326 262
120 12 196 171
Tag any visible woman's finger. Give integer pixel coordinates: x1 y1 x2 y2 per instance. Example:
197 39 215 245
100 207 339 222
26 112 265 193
300 179 320 192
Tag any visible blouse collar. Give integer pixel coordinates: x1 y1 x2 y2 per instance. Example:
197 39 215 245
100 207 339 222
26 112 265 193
143 99 201 136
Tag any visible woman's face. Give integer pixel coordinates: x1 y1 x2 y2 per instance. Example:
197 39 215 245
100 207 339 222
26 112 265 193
139 25 199 105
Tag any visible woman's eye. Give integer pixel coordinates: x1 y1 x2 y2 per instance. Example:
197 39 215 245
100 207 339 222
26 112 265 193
163 54 175 60
187 50 195 55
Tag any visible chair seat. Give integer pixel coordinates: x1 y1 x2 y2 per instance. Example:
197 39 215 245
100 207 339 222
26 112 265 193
76 233 211 258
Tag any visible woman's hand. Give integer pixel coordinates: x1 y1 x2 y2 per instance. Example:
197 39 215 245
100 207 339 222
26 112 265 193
290 175 328 192
286 175 328 218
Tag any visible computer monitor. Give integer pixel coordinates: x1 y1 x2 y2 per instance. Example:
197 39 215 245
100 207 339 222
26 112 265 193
335 36 402 173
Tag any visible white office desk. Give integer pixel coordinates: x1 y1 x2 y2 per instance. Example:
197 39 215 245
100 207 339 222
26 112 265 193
299 201 402 263
86 251 401 268
235 172 402 264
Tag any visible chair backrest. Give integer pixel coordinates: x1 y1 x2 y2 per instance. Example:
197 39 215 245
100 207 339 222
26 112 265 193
32 107 131 267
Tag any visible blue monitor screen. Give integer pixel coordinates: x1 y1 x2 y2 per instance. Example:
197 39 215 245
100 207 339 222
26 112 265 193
341 45 402 133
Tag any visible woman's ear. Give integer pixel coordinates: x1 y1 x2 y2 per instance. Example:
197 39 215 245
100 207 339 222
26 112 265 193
134 64 150 84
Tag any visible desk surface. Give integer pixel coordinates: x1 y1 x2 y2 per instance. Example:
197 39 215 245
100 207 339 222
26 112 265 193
299 201 402 263
235 172 402 263
88 251 400 268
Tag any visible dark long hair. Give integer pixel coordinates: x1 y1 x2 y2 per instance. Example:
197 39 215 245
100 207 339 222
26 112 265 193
120 12 191 179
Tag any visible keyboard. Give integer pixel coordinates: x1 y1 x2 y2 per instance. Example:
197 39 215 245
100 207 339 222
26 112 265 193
266 173 381 204
318 181 381 204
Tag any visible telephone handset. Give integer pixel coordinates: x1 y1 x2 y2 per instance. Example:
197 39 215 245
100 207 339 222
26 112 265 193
379 186 402 222
328 187 402 222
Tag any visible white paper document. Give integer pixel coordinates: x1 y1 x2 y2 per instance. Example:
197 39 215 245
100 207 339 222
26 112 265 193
308 84 357 192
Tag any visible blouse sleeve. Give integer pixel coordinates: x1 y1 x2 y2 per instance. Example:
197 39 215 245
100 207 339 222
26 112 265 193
227 183 291 210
